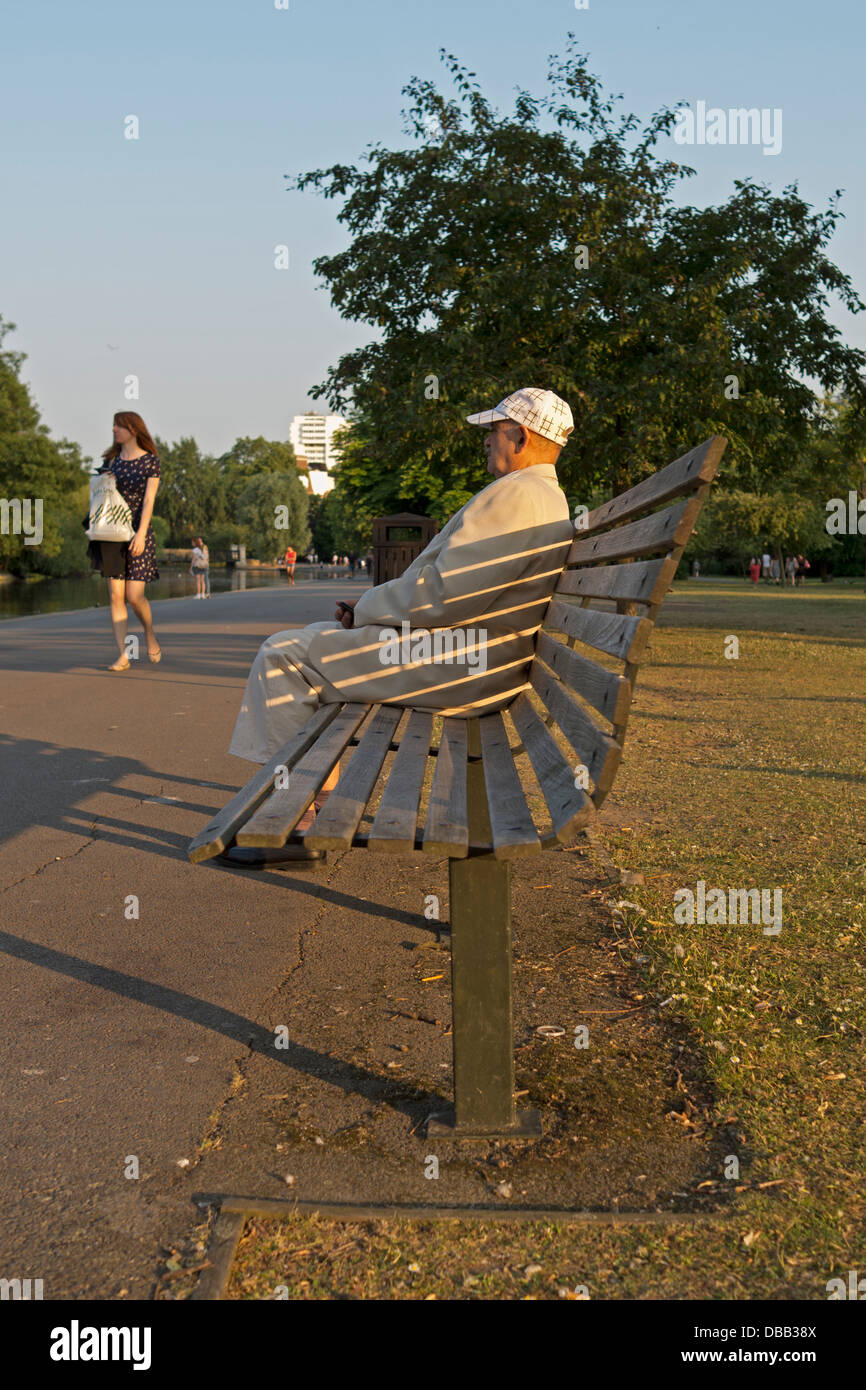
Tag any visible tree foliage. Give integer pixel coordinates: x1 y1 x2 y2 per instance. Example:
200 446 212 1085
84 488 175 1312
219 436 300 514
0 316 88 574
235 469 311 561
152 435 225 542
292 42 866 526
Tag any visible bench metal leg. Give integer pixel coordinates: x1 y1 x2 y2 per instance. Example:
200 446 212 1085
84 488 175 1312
427 721 542 1141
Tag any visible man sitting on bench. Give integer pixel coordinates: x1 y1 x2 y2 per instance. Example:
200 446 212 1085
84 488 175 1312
224 387 576 865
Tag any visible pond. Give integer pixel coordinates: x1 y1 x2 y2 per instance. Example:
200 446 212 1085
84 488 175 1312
0 564 348 621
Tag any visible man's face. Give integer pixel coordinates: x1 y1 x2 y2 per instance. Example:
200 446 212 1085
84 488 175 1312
484 419 521 476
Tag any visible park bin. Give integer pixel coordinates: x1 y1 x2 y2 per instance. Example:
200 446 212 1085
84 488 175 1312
371 512 438 585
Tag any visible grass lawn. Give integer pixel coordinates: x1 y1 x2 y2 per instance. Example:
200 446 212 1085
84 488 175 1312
221 580 865 1300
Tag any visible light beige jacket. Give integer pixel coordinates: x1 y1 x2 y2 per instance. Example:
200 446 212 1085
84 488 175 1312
301 463 574 716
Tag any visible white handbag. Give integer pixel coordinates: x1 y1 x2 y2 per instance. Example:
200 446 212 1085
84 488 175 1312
87 471 135 542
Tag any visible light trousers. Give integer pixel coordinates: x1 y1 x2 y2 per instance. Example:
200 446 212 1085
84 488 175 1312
228 621 341 764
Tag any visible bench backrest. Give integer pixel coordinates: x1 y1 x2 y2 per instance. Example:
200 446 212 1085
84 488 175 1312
522 434 727 810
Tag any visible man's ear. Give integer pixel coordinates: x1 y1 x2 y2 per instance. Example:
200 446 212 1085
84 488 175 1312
514 424 531 453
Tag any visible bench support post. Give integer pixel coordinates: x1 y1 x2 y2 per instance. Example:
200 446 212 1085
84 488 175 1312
427 723 542 1141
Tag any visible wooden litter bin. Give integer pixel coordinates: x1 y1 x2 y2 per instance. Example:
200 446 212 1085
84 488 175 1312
371 512 438 585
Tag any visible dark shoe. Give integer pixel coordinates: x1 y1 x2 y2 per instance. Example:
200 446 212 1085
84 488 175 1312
218 843 323 868
218 799 324 868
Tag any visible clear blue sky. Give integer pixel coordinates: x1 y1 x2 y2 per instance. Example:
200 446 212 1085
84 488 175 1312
1 0 863 465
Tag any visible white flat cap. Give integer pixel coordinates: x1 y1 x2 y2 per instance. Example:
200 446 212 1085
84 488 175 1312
466 387 574 447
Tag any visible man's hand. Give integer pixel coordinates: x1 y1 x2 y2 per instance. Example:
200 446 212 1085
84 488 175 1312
334 599 357 629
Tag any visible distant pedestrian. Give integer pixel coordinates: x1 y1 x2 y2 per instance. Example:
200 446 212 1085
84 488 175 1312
785 554 797 587
283 545 296 586
796 555 809 587
691 558 700 579
749 556 761 584
762 551 771 582
191 537 209 599
771 555 781 584
88 410 162 670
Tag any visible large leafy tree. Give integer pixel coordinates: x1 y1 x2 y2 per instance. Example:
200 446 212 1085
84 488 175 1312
689 393 866 578
292 43 866 523
0 316 87 574
219 436 300 515
235 470 311 561
153 435 225 545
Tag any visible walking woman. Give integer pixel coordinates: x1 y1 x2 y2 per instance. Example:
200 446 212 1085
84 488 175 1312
190 537 210 598
91 411 162 670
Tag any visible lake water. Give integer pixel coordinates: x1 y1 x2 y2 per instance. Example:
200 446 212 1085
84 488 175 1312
0 564 354 621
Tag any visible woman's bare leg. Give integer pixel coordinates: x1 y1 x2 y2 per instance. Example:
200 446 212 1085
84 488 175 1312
126 580 159 654
108 577 128 666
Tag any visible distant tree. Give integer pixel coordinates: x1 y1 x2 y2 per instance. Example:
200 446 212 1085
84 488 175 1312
309 481 373 559
220 437 300 515
236 470 311 561
32 482 92 577
153 435 224 545
292 43 866 523
0 316 87 574
150 514 170 555
308 491 337 559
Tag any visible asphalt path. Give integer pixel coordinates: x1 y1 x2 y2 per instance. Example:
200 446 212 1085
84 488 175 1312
0 579 370 1299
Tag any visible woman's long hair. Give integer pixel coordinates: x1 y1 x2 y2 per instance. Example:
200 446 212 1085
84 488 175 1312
101 411 158 463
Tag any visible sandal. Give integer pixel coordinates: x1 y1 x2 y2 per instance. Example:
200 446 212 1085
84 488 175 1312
107 656 130 672
148 646 162 664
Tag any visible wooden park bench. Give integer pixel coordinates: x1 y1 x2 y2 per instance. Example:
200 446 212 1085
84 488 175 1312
189 435 727 1140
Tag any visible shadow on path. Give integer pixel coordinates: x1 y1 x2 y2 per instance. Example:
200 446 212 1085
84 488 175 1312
0 928 443 1122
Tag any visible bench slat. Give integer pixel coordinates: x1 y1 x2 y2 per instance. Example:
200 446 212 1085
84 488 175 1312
568 494 700 566
509 694 594 842
479 713 541 858
367 708 434 852
544 598 652 663
529 663 622 795
187 703 344 862
423 719 469 857
577 435 725 537
534 630 632 724
304 705 404 850
556 555 677 606
237 703 370 847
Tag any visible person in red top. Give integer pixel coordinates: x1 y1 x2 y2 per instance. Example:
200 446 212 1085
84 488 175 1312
283 546 296 585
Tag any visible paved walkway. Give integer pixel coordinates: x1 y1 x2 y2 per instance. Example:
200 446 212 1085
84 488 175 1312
0 583 717 1299
0 582 368 1298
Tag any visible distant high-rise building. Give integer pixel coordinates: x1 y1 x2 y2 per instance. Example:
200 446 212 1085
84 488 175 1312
307 469 335 497
289 411 347 472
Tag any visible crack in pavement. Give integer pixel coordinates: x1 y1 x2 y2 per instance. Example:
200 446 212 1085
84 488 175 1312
181 851 348 1176
0 821 99 896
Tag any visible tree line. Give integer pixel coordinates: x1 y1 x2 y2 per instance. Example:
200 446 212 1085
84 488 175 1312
2 42 865 580
293 42 866 579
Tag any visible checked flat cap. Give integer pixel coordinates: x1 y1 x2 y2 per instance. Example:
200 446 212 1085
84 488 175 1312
466 387 574 447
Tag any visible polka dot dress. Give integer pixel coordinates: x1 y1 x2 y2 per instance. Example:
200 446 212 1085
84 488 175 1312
98 453 161 582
